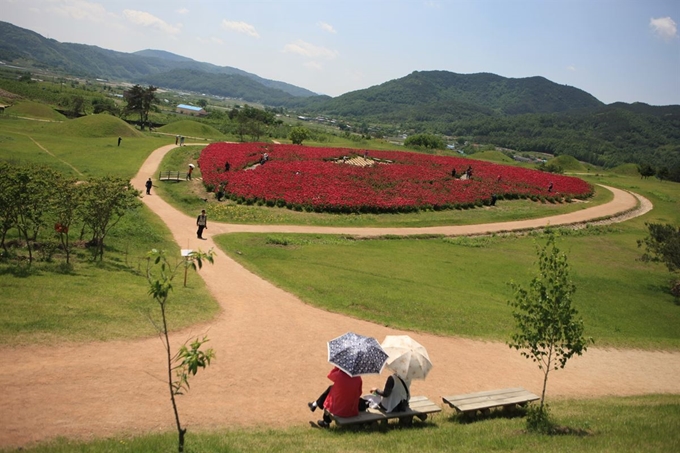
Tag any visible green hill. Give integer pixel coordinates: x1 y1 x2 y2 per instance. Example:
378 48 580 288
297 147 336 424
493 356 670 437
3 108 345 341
611 163 640 176
158 120 225 139
49 114 142 138
468 150 514 163
309 70 603 120
549 155 587 172
6 101 66 121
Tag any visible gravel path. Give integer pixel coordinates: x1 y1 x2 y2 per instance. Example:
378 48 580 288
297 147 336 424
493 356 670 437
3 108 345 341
0 144 676 449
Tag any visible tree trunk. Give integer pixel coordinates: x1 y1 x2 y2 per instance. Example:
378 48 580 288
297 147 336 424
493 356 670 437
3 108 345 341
161 300 185 453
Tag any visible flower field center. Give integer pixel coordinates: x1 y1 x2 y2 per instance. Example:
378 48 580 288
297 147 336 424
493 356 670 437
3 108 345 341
198 143 593 213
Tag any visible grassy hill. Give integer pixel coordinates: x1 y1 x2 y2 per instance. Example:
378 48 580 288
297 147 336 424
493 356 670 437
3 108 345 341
468 150 514 163
549 155 587 172
6 101 66 121
48 114 143 138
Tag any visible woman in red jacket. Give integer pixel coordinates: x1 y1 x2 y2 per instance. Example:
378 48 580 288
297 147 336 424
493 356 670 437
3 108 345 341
308 367 367 427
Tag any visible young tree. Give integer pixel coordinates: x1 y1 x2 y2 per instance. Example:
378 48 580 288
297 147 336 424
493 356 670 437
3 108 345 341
124 84 157 129
0 163 19 256
52 175 81 265
12 166 56 264
146 249 216 453
508 234 592 411
79 176 141 261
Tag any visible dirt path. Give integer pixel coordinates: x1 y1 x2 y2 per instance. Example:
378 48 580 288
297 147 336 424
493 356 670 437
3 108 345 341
0 144 676 449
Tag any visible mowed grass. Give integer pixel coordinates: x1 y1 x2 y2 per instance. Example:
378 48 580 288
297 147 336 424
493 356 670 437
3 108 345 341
215 228 678 349
7 395 679 453
0 116 169 178
213 174 680 350
5 100 67 121
0 206 220 345
0 117 219 345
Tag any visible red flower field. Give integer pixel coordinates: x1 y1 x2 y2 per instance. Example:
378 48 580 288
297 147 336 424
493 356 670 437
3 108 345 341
198 143 593 213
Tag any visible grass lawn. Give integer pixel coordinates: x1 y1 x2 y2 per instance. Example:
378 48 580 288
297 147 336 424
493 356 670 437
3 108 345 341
212 174 680 350
7 395 679 453
0 117 218 345
0 205 220 345
0 116 169 179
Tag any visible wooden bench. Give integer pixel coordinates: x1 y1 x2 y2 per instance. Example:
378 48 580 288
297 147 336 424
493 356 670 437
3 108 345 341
329 396 441 427
442 387 539 417
158 171 189 181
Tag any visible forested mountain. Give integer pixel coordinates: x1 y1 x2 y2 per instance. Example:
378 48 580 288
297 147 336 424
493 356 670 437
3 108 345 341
0 21 316 97
1 20 678 179
448 103 680 172
311 70 604 120
138 69 320 106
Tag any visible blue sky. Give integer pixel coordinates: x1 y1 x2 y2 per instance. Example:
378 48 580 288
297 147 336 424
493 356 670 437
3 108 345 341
3 0 679 105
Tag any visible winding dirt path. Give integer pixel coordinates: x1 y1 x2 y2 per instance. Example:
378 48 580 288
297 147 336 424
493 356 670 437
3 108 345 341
0 144 676 449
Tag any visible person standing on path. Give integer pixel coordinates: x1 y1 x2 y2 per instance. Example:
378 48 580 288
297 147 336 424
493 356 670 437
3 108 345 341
175 135 179 145
196 209 207 239
117 136 122 147
180 136 185 146
145 178 152 195
187 164 194 181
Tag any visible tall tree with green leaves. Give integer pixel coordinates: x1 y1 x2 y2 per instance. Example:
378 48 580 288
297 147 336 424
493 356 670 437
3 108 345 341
52 175 81 265
0 163 19 256
12 166 56 264
638 223 680 299
124 84 157 129
289 126 310 145
79 176 140 261
508 233 592 410
146 249 216 453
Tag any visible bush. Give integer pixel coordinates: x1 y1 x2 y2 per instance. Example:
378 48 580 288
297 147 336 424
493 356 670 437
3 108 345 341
525 404 555 434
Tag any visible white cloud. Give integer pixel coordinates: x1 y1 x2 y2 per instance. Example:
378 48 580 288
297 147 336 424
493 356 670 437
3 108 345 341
317 22 336 34
650 16 677 40
177 8 189 15
567 65 576 72
123 9 181 35
221 20 260 38
46 0 113 23
283 40 338 59
304 61 323 70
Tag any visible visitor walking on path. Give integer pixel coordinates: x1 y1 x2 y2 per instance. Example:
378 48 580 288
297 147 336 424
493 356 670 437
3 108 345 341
196 209 207 239
187 164 194 181
145 178 152 195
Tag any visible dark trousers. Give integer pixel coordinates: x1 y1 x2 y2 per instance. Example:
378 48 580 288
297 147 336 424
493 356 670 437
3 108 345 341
197 225 205 238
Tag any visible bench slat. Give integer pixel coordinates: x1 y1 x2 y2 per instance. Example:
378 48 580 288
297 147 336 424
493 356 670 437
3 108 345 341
330 396 441 426
442 387 539 413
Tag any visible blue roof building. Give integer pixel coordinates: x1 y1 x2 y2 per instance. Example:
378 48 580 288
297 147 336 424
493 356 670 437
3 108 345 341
176 104 207 116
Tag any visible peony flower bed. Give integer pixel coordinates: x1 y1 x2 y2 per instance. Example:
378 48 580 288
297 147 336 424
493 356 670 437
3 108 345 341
198 143 593 213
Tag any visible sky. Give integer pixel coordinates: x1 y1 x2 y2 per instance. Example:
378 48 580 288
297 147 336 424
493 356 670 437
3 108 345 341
2 0 679 106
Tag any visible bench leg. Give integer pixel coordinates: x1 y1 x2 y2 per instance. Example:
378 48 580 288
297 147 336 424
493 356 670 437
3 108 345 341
416 413 428 422
398 416 414 427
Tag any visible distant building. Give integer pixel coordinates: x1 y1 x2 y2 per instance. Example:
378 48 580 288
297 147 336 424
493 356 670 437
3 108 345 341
176 104 207 117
